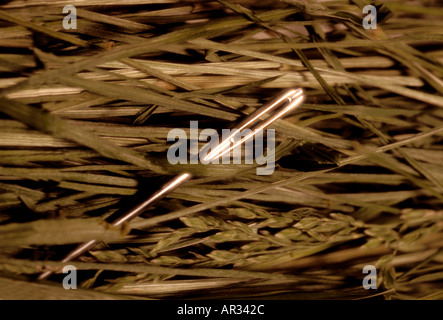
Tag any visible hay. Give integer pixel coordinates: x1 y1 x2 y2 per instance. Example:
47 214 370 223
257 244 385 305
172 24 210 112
0 0 442 299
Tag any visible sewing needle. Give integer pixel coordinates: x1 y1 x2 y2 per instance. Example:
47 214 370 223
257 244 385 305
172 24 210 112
38 88 304 280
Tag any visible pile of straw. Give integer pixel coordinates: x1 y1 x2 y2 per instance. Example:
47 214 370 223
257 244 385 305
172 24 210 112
0 0 442 299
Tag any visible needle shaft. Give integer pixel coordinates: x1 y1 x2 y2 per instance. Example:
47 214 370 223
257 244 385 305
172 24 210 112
38 173 192 280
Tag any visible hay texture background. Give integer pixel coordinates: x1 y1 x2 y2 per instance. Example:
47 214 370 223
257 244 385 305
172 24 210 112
0 0 442 300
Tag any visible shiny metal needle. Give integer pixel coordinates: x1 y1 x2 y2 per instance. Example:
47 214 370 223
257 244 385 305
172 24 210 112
38 88 304 280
